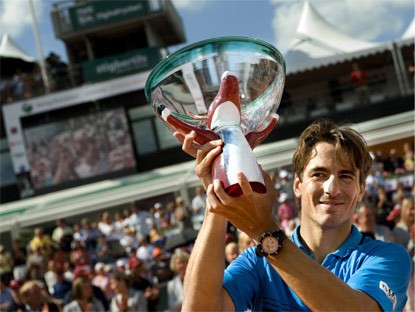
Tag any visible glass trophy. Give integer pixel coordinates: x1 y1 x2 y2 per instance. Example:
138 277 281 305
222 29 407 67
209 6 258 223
145 37 286 196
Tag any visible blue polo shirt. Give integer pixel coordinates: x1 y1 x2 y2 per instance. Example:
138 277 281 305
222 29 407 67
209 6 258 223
223 225 411 311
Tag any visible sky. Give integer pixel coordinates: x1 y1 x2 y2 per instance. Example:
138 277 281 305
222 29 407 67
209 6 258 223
0 0 414 63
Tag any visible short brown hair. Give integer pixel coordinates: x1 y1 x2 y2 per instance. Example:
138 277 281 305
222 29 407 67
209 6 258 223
292 119 372 184
72 276 91 300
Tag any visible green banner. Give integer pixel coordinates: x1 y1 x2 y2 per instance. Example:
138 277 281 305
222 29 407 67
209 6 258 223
82 48 162 82
69 1 149 31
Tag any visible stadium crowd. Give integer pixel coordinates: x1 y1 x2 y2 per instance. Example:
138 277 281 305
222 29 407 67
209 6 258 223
0 142 413 311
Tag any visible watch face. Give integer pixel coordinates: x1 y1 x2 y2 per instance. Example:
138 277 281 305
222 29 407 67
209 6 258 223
262 236 279 254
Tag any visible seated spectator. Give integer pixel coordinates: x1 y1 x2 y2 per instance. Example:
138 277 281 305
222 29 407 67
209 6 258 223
276 192 297 234
354 202 394 242
92 262 112 301
44 260 58 295
52 219 73 253
393 197 414 249
96 235 115 264
29 227 53 256
64 266 109 311
52 270 72 301
136 236 155 265
70 241 89 267
13 280 60 312
26 246 47 281
150 248 173 284
225 242 239 267
167 249 190 311
129 258 159 311
120 226 139 253
110 271 147 312
0 245 13 286
0 275 14 311
63 276 105 312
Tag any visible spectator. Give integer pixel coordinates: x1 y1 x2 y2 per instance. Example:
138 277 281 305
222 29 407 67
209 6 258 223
354 201 394 242
129 258 159 311
167 249 189 311
120 226 139 253
225 242 239 267
275 169 294 201
29 227 53 256
92 262 113 302
96 235 115 264
236 230 255 254
350 62 370 106
150 248 173 284
98 212 121 243
15 280 60 312
191 186 206 230
52 270 72 301
374 185 394 229
393 197 415 249
276 192 297 235
0 245 13 286
173 197 192 230
44 260 58 295
63 276 105 312
135 204 155 240
11 239 27 270
52 219 73 253
402 142 414 171
136 236 155 265
26 246 47 281
64 267 109 311
69 241 89 268
110 271 147 312
0 275 14 311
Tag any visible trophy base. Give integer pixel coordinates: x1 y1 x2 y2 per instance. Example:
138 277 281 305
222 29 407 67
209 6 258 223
225 181 266 197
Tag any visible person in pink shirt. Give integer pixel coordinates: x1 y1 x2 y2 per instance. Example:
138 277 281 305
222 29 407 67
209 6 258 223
92 262 113 301
277 192 297 235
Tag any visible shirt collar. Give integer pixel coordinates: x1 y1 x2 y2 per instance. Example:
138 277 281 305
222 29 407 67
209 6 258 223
291 225 363 259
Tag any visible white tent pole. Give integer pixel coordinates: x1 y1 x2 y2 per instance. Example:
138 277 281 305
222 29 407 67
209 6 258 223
28 0 50 93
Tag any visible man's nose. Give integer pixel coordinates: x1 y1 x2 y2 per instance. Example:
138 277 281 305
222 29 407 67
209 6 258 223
323 175 340 196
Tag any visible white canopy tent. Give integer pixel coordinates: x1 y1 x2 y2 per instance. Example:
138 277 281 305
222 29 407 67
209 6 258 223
284 0 413 75
0 34 37 77
0 34 36 62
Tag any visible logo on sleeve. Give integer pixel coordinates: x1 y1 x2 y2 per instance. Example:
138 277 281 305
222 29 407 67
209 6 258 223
379 281 396 309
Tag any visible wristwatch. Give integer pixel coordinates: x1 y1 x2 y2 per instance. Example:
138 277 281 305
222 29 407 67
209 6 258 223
256 230 287 257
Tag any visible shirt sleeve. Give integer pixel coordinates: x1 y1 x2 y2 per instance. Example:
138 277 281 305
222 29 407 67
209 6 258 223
347 242 412 311
223 248 262 311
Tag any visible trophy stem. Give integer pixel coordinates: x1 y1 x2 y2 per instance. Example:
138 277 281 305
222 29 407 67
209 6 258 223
212 126 265 197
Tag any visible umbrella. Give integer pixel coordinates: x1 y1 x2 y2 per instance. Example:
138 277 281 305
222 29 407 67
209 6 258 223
164 228 198 251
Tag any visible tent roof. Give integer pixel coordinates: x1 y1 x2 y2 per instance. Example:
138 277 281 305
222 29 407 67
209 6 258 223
284 0 413 74
0 34 36 62
401 17 415 39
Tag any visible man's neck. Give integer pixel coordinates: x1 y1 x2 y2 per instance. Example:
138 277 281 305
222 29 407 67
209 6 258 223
299 223 352 263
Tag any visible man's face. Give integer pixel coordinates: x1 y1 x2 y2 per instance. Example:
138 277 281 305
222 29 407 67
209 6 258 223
294 142 365 230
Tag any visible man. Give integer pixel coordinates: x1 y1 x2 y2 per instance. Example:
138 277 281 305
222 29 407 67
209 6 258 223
354 202 394 242
174 119 411 311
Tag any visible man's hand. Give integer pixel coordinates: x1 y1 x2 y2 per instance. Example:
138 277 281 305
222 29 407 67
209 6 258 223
206 169 279 242
174 130 223 189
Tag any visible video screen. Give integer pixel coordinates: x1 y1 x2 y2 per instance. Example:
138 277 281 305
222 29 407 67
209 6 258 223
23 108 136 190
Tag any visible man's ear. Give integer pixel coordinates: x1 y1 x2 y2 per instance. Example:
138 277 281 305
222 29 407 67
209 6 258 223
293 174 302 199
358 182 366 202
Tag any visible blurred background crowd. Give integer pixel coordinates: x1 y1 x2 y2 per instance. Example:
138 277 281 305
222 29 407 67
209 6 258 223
0 140 413 311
